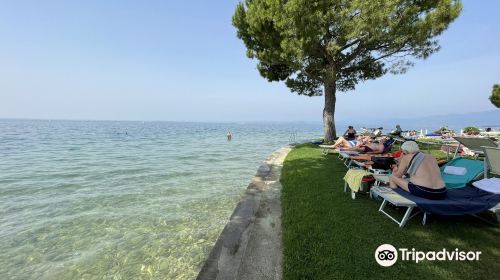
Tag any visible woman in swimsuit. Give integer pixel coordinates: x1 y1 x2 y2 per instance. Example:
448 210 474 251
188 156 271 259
354 138 386 153
343 126 357 141
330 135 370 149
340 137 387 154
389 141 446 200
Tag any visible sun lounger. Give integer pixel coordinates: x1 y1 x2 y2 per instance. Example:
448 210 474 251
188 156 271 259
319 144 337 155
339 139 395 168
339 150 359 158
341 160 391 199
371 186 500 227
452 136 498 158
490 204 500 223
373 174 390 186
368 154 496 226
343 169 372 199
482 146 500 178
440 158 484 188
338 151 359 167
371 186 419 227
395 186 500 215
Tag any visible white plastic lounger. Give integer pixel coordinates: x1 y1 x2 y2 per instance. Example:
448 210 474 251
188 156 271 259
339 150 359 158
373 174 389 186
319 144 336 155
338 151 359 167
490 204 500 224
350 159 366 169
371 186 420 227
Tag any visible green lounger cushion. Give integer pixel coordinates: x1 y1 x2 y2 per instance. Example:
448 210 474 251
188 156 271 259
440 158 484 189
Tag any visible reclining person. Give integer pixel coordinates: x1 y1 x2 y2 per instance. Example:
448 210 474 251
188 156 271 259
342 137 387 154
351 150 403 161
330 135 370 149
389 141 446 200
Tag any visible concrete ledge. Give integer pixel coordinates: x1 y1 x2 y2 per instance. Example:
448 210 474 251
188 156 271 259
197 146 292 280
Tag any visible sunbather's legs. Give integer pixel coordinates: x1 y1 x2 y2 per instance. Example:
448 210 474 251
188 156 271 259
389 176 409 191
332 136 350 148
350 154 372 161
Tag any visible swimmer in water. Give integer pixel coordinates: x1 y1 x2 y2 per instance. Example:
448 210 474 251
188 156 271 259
227 131 232 141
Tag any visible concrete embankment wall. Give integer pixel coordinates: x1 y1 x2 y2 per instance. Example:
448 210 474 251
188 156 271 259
196 146 292 280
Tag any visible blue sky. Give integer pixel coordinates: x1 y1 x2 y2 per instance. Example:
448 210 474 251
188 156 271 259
0 0 499 123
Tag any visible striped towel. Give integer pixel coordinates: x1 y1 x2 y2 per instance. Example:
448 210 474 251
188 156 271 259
343 169 372 192
407 152 425 176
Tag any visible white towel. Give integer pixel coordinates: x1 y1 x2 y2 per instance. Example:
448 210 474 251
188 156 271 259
443 166 467 176
473 178 500 194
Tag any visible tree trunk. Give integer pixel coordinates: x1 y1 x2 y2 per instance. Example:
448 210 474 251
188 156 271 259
323 82 337 143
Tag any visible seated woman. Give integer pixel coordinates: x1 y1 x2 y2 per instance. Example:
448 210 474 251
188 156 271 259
389 124 403 136
389 141 446 200
342 125 357 141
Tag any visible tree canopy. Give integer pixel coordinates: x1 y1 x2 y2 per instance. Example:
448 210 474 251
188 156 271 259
233 0 462 141
490 84 500 108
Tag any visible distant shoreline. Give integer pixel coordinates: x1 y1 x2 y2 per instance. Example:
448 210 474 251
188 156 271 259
0 109 498 126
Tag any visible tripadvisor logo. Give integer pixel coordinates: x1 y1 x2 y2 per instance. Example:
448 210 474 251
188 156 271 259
375 244 482 267
375 244 398 267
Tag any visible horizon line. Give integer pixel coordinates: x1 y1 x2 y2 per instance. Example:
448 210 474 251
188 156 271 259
0 117 326 124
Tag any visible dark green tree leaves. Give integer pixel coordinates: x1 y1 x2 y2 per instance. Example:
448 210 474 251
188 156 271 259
233 0 462 140
490 84 500 108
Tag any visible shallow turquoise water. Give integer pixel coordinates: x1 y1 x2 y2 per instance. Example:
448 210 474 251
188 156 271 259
0 120 321 279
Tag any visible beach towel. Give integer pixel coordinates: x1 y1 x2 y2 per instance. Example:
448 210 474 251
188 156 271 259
443 166 467 176
343 169 371 192
406 152 425 176
472 178 500 194
394 187 500 215
381 138 395 154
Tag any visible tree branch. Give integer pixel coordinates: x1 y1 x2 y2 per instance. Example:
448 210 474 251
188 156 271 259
371 44 412 63
338 39 362 53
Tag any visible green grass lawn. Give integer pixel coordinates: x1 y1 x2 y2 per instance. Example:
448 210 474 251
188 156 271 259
281 144 500 280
